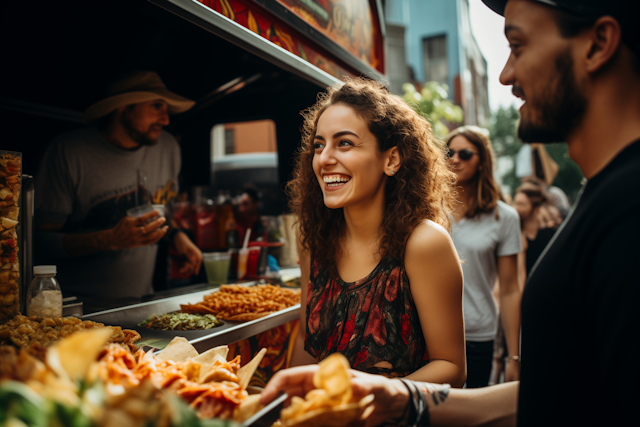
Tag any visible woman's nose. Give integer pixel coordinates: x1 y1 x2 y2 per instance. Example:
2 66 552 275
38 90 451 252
318 144 337 166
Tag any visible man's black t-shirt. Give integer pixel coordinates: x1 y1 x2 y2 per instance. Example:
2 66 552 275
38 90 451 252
518 140 640 426
525 227 557 275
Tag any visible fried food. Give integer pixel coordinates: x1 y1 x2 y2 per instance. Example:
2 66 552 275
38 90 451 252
180 284 301 322
0 314 141 359
0 152 21 324
96 339 265 420
139 312 223 331
2 327 268 423
280 353 374 427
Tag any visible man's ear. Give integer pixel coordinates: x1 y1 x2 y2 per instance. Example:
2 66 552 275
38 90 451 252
384 146 402 173
583 16 622 74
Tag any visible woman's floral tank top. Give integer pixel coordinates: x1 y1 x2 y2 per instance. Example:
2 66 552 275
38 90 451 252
304 257 429 377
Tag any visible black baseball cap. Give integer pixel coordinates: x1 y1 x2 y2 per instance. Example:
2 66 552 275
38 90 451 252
482 0 639 56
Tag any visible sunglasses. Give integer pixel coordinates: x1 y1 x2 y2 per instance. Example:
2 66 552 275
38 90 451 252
447 148 477 161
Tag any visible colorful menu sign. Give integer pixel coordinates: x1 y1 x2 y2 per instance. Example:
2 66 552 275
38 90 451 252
276 0 381 72
197 0 383 78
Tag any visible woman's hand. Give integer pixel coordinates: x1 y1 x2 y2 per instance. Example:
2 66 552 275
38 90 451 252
505 359 519 382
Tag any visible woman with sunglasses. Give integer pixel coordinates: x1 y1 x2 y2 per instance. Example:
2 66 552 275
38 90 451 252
445 126 522 387
286 78 466 387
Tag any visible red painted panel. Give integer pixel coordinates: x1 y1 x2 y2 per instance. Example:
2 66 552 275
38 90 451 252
198 0 358 79
275 0 381 72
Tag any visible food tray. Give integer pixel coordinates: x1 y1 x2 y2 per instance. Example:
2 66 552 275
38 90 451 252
83 283 300 353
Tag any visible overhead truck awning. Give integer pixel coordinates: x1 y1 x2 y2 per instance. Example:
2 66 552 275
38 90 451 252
151 0 342 88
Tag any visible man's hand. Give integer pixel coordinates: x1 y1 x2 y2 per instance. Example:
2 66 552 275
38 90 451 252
261 366 408 427
108 211 167 250
173 231 202 276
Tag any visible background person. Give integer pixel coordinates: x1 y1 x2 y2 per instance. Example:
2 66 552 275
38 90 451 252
520 176 563 226
513 181 557 277
234 185 266 243
446 126 522 387
34 71 202 307
287 78 466 387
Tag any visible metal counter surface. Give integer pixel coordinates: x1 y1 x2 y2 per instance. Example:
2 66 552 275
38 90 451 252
83 282 300 353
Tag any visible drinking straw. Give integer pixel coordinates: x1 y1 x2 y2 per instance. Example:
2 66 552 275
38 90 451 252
243 228 251 250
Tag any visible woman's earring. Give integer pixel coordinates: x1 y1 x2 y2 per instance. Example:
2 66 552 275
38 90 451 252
390 170 395 175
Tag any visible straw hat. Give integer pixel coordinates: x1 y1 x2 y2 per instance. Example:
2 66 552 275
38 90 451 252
84 71 195 123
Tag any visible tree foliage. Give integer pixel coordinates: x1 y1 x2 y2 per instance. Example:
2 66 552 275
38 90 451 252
402 82 464 138
488 105 584 202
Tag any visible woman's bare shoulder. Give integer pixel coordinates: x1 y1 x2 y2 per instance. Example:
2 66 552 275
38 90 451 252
406 219 455 257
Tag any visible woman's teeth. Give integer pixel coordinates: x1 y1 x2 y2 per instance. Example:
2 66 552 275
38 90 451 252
323 175 350 187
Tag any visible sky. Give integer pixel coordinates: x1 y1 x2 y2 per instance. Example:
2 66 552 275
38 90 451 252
468 0 524 112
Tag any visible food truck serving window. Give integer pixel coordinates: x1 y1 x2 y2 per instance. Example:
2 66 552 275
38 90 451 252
211 120 281 215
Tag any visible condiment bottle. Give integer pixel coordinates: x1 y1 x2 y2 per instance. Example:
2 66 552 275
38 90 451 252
26 265 63 318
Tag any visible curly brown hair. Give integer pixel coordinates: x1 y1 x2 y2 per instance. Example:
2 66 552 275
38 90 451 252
445 126 502 219
287 77 457 272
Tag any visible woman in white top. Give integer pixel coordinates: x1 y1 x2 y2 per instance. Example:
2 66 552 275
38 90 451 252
446 126 522 387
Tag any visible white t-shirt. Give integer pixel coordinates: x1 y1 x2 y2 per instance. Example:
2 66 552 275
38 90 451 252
452 201 522 341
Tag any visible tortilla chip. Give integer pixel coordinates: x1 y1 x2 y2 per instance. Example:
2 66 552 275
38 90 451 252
47 328 113 380
282 394 374 427
201 367 238 384
233 394 264 423
237 348 267 390
192 345 229 365
314 353 352 402
182 359 201 382
154 336 198 362
199 355 235 384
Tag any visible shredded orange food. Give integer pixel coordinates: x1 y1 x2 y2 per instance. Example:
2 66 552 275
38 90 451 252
96 344 247 419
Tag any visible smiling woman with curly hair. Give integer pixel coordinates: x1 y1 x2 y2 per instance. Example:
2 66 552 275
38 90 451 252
287 77 466 387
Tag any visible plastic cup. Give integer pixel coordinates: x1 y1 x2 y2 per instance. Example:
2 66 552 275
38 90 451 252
247 246 261 278
203 252 231 285
152 204 165 218
126 204 155 218
237 248 250 279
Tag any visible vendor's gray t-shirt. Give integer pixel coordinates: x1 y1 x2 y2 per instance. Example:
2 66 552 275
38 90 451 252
452 201 522 341
34 127 180 300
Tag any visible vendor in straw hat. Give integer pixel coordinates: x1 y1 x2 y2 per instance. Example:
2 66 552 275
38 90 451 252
34 71 202 305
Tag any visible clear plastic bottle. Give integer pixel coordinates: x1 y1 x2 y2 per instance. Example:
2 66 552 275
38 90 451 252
26 265 63 318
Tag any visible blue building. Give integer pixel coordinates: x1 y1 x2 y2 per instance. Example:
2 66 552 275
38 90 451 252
384 0 490 126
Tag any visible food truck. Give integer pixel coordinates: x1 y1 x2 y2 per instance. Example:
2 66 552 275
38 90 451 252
0 0 385 424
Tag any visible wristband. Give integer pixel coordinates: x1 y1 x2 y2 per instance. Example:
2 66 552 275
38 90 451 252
507 355 520 362
398 379 430 427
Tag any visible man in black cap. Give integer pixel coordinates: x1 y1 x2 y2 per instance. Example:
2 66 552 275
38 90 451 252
260 0 640 425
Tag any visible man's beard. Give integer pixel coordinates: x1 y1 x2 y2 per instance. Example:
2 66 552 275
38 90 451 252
121 114 161 147
518 50 587 143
